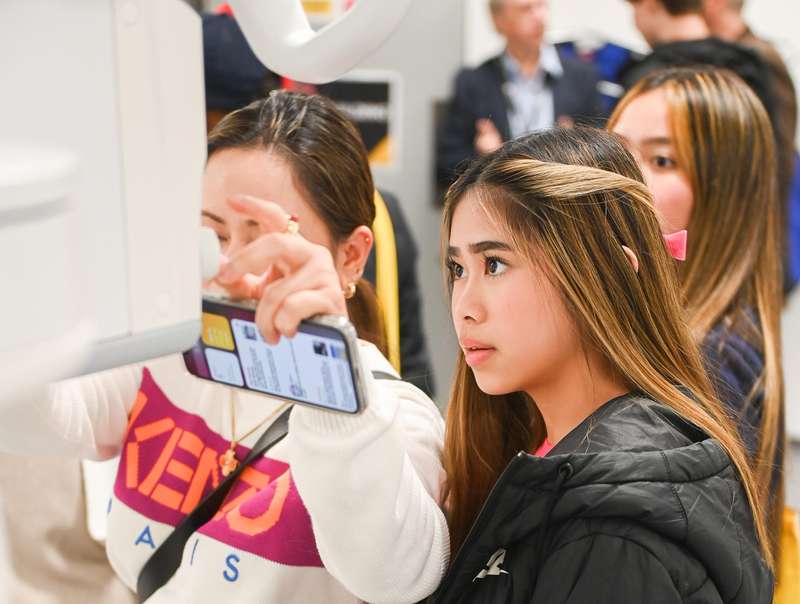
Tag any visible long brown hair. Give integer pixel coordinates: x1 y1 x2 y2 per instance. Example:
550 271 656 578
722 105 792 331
207 90 386 352
441 127 772 566
609 68 784 558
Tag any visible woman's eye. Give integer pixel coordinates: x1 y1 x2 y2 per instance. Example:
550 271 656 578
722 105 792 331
652 155 677 169
486 257 508 276
449 260 465 280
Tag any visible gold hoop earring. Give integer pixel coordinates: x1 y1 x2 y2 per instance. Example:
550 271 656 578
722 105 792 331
343 282 357 300
285 214 300 235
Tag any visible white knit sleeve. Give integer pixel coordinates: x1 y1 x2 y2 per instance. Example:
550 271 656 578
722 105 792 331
287 364 449 604
0 363 143 461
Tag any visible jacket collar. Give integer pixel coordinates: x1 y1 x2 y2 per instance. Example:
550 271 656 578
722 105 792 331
500 44 563 82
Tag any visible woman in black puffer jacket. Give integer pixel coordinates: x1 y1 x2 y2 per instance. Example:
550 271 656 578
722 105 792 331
429 127 772 603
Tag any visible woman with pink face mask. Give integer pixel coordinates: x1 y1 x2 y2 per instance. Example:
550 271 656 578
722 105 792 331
609 67 785 567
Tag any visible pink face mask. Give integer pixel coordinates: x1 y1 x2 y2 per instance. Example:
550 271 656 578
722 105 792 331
663 230 687 261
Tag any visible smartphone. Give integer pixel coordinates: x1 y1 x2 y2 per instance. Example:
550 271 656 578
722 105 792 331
183 294 368 414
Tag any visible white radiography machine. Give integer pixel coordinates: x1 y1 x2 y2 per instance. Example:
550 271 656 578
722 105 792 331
0 0 412 408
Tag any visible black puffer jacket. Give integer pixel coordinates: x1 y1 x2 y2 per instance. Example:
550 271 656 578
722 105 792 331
427 393 773 604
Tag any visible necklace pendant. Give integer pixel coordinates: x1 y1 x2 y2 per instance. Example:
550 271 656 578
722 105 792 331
220 448 239 477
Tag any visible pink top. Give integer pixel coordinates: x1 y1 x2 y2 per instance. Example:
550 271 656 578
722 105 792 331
533 439 554 457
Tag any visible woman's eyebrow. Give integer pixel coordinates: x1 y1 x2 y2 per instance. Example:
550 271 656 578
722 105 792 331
469 240 512 254
446 241 512 257
201 210 225 224
203 210 259 229
641 136 672 146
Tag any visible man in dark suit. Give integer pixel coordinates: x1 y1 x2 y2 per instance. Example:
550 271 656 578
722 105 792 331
436 0 605 186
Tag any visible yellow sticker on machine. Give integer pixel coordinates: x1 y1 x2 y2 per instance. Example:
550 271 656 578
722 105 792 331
201 312 235 351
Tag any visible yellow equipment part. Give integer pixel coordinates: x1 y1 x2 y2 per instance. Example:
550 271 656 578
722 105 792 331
372 191 401 373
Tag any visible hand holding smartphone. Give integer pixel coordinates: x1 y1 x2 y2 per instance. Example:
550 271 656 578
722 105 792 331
184 295 368 414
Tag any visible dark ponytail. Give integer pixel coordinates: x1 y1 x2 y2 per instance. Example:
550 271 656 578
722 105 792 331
348 279 387 356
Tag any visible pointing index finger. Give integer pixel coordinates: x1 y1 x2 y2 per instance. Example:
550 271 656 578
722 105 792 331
227 194 295 234
216 232 316 285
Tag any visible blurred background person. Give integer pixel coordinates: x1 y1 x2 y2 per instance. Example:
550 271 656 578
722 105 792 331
203 4 281 132
435 0 604 187
619 0 773 116
701 0 796 151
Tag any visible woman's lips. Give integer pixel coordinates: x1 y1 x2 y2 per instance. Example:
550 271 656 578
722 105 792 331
464 347 495 366
461 339 496 367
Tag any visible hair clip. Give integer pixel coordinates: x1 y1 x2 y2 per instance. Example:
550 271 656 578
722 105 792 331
663 230 687 261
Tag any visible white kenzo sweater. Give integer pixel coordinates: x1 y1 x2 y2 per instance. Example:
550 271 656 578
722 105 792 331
0 342 449 603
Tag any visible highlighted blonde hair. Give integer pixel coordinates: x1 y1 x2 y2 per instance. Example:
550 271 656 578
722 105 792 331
441 127 772 566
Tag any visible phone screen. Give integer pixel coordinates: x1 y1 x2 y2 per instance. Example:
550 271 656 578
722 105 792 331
183 298 361 413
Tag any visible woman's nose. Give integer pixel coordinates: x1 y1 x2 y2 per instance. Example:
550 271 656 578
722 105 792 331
453 278 486 324
225 235 246 257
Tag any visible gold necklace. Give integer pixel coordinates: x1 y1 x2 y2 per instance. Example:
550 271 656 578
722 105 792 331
220 397 290 477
